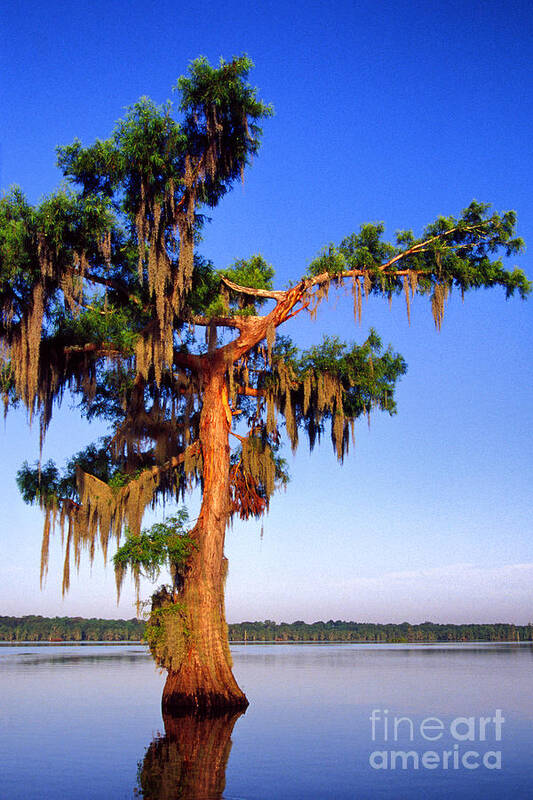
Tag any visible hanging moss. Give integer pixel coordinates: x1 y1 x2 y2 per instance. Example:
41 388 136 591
403 275 411 325
408 269 418 298
431 282 449 331
40 502 53 588
36 466 162 596
266 322 275 364
10 281 45 412
352 276 362 324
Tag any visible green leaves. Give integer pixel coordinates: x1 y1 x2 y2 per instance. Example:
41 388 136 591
221 254 274 291
16 436 152 513
0 185 116 333
177 54 273 148
16 460 62 506
36 189 114 257
255 331 406 460
0 188 39 285
57 55 273 232
49 299 140 353
308 224 397 277
220 254 275 312
58 100 187 203
57 138 122 197
307 202 530 303
297 331 406 415
112 510 194 584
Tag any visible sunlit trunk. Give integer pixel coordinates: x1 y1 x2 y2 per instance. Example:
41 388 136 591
162 368 248 713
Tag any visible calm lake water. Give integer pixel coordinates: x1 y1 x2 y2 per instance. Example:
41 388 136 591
1 642 532 799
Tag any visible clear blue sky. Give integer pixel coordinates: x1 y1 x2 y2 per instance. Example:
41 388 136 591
1 0 531 623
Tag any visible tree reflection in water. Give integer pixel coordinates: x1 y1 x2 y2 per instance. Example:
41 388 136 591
135 710 245 799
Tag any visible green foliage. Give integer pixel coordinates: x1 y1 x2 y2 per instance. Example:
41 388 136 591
177 55 273 179
107 468 144 490
113 510 194 584
221 254 274 292
220 254 275 311
185 256 221 316
16 460 62 506
261 331 406 456
35 188 114 255
185 254 275 318
0 188 39 287
307 202 530 300
79 363 137 424
0 360 16 409
49 300 140 354
308 226 396 277
58 55 272 223
17 440 123 506
0 615 529 644
203 295 230 318
0 184 117 351
57 99 186 205
296 330 405 417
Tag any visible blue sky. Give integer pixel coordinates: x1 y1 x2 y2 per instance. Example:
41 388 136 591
1 0 532 623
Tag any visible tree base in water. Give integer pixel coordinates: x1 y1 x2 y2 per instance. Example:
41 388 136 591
162 687 249 715
162 669 249 714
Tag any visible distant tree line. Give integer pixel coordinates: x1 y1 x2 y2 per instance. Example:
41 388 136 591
0 615 144 641
227 620 533 643
1 616 531 643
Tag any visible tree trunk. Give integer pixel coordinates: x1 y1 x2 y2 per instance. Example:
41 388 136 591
162 368 248 714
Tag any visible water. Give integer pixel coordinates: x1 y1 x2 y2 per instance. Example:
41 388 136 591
1 642 532 798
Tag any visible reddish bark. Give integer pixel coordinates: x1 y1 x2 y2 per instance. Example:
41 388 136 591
162 299 307 712
162 367 248 713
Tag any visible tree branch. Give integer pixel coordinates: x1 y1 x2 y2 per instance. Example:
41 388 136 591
220 275 287 300
64 342 127 357
305 224 491 291
152 441 201 474
173 349 203 372
67 267 145 308
190 314 249 329
234 385 265 397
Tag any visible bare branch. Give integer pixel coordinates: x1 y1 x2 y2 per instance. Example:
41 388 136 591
220 275 287 300
235 385 265 398
376 224 486 272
